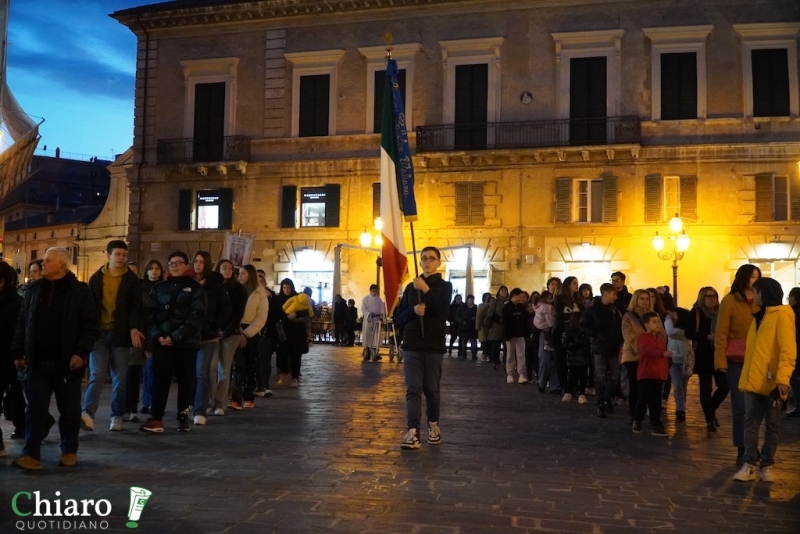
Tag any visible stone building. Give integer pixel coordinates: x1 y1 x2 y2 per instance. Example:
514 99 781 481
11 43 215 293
112 0 800 306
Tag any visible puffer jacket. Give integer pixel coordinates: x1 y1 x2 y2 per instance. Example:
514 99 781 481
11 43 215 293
145 275 206 348
580 296 623 355
198 271 231 341
11 272 100 380
664 316 690 365
740 305 796 395
715 291 759 369
241 286 269 338
636 332 669 381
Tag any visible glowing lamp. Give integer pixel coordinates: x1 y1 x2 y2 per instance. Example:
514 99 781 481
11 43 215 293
669 214 683 234
676 232 690 253
652 232 665 252
360 230 372 248
374 217 383 232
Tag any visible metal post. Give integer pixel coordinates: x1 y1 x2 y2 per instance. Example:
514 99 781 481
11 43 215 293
333 245 342 298
376 256 382 293
672 259 679 307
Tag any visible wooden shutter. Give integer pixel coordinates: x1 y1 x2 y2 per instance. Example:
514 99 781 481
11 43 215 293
372 183 381 220
469 182 485 225
178 189 193 230
679 176 698 222
661 53 697 120
324 184 340 228
555 177 571 223
455 183 470 226
644 175 662 223
217 188 233 230
752 49 790 117
602 175 617 223
790 175 800 220
374 69 407 134
754 174 774 222
299 75 330 137
280 185 297 228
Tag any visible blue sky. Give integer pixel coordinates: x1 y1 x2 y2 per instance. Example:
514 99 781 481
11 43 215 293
6 0 149 160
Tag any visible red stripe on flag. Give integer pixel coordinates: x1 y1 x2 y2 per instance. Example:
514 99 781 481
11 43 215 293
381 236 408 315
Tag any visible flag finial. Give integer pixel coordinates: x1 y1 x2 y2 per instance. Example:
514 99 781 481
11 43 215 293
383 32 393 59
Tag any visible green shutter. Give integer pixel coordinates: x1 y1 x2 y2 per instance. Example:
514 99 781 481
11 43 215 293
280 186 297 229
218 188 233 230
790 175 800 221
324 184 340 228
455 183 470 226
372 183 381 220
602 175 617 223
178 189 192 231
754 174 774 222
679 176 697 222
644 175 662 223
470 182 485 225
555 177 571 223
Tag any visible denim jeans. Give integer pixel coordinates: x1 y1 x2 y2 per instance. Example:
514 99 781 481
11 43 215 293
83 330 130 418
537 335 560 390
593 350 620 407
141 357 154 408
743 391 782 467
193 340 219 416
668 363 689 413
403 350 443 430
212 335 241 410
726 360 745 447
458 337 478 358
23 364 81 460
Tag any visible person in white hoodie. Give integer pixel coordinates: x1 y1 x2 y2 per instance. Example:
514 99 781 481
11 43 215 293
664 307 692 422
534 291 559 393
228 265 268 410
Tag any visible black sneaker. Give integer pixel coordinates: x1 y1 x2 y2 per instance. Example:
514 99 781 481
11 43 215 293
632 421 643 434
178 413 190 433
652 426 668 437
706 421 717 433
538 386 545 393
596 406 607 419
140 406 150 415
786 410 800 419
676 411 686 423
714 416 720 427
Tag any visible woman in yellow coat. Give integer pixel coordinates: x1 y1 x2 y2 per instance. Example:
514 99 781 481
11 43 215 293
733 277 796 483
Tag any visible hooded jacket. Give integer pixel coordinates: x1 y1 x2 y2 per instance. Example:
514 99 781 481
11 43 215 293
394 272 452 353
740 278 796 395
145 274 206 348
88 264 142 347
198 271 232 341
274 279 311 353
636 331 669 381
580 295 623 355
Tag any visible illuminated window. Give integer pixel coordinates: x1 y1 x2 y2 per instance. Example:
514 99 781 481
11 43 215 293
301 188 327 227
177 188 233 231
280 185 340 229
197 192 221 229
575 179 603 223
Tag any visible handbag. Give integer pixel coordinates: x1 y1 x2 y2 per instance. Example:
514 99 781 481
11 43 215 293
275 320 288 342
725 339 746 358
682 343 695 379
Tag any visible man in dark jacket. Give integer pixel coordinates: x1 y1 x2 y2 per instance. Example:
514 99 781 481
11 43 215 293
333 294 347 345
580 283 623 418
12 247 100 470
0 262 25 453
139 251 206 433
611 272 632 316
81 240 143 433
787 287 800 419
455 295 478 359
394 246 452 450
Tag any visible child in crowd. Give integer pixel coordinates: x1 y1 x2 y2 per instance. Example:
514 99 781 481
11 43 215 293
562 312 590 404
283 291 315 318
664 308 692 422
534 291 555 351
633 312 672 436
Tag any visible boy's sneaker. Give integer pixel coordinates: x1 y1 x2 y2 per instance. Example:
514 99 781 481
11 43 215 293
400 428 420 450
760 466 775 483
130 412 141 423
214 408 225 416
13 455 42 471
518 376 530 384
58 453 78 467
262 389 273 398
227 401 243 411
577 395 588 405
562 393 572 402
109 416 123 431
139 419 163 433
652 426 668 437
733 463 758 482
80 412 94 431
506 375 515 384
243 401 255 409
632 421 643 434
193 415 207 425
254 388 268 397
290 379 299 388
586 387 595 396
178 414 190 432
427 422 441 445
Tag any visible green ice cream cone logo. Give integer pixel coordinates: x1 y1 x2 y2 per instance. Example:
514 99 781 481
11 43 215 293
126 487 152 528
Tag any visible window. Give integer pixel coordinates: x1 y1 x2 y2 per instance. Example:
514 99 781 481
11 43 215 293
455 182 485 226
754 174 799 222
644 175 697 223
555 176 617 224
280 184 340 228
193 82 226 161
372 183 381 220
358 43 420 134
569 57 607 144
30 250 37 261
643 25 712 121
285 50 345 138
179 57 239 140
439 38 504 126
734 23 800 118
177 188 233 231
663 176 680 219
454 64 489 149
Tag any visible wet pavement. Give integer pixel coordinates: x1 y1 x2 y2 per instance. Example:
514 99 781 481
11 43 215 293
2 345 799 533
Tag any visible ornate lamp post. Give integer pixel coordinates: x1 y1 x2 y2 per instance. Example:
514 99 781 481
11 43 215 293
652 213 690 306
360 217 384 292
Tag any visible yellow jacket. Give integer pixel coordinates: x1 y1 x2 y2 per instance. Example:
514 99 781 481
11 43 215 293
282 293 315 318
715 291 759 370
740 305 796 395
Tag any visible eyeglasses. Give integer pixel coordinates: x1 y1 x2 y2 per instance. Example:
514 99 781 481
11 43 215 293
420 256 439 262
167 261 185 267
705 294 718 299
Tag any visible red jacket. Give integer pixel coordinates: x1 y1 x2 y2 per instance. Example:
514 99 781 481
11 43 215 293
636 332 669 381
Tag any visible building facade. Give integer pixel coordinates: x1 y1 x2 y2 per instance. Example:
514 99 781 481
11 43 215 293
113 0 800 306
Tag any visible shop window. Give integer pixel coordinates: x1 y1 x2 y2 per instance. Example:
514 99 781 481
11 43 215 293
454 182 485 226
280 184 340 228
177 188 233 231
555 176 618 224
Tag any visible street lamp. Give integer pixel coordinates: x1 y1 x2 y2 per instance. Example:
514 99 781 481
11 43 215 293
653 213 690 306
360 218 384 292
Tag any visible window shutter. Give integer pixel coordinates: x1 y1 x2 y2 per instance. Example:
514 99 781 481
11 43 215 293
602 175 617 222
679 176 698 222
555 177 571 223
218 188 233 230
470 182 485 225
372 183 381 220
644 175 662 223
455 183 470 226
752 49 790 117
790 175 800 220
280 185 297 228
178 189 192 230
754 174 774 222
324 184 340 228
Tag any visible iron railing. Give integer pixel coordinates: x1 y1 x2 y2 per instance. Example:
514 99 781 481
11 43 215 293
156 135 251 164
415 116 641 153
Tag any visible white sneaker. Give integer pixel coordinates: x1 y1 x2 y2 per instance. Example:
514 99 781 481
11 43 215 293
109 416 123 431
506 375 515 384
518 376 530 384
427 422 441 445
578 395 588 405
123 412 132 421
80 412 94 431
129 412 141 423
761 466 775 483
213 408 225 416
400 428 420 449
562 393 573 402
586 387 595 396
733 463 758 482
290 378 299 388
193 415 207 425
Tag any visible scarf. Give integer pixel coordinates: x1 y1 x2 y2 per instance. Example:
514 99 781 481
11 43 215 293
699 304 718 334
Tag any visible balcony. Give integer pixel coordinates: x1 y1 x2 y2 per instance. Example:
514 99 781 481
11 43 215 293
156 135 251 164
415 116 641 153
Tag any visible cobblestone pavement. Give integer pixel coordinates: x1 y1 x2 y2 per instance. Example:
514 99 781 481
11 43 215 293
2 345 799 533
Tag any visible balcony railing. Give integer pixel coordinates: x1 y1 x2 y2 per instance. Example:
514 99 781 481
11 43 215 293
415 116 641 153
156 135 251 164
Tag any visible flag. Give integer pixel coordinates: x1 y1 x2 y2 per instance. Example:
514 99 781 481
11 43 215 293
380 58 417 313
